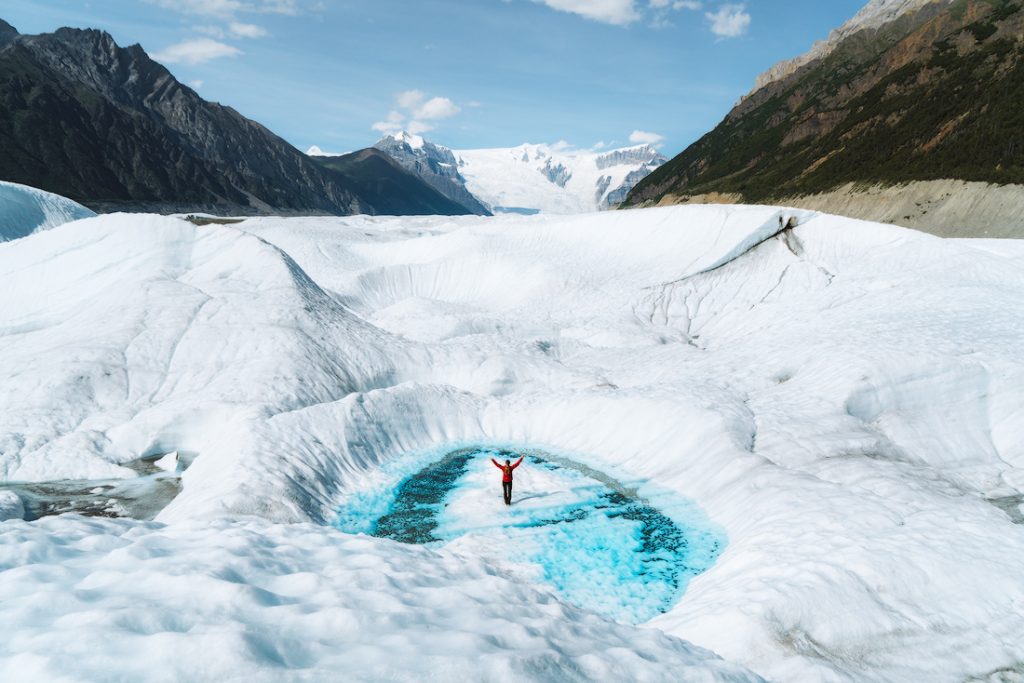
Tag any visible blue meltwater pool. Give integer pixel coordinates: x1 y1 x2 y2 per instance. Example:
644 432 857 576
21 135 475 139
334 446 726 624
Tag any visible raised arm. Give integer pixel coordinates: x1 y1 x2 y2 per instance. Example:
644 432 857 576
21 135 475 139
510 456 525 470
491 458 503 469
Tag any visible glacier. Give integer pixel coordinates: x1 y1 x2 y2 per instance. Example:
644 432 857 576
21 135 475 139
1 204 1023 681
0 180 95 242
455 142 667 214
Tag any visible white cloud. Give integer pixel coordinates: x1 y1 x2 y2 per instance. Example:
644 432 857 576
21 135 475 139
372 91 462 138
531 0 701 25
650 0 701 8
706 4 750 38
152 38 242 65
189 79 204 89
533 0 640 25
229 22 268 38
414 96 460 121
629 130 665 145
146 0 300 17
396 90 425 110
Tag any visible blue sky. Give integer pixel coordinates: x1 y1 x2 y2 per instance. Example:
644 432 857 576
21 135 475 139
4 0 865 155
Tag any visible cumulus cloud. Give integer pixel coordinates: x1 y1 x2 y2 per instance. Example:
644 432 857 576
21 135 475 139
229 22 268 38
629 130 665 145
152 38 242 65
649 0 701 8
372 90 462 137
146 0 300 17
533 0 640 25
706 4 750 38
531 0 701 25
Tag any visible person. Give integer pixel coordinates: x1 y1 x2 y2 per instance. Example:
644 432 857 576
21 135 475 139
491 455 524 506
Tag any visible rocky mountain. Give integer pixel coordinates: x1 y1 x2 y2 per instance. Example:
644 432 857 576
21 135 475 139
0 20 465 216
370 132 490 215
454 141 667 214
625 0 1024 236
310 148 478 216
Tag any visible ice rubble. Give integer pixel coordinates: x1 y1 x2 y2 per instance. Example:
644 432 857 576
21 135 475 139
0 180 95 242
1 204 1023 681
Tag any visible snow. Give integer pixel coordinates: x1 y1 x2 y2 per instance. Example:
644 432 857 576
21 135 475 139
455 143 663 214
388 130 425 150
2 205 1024 681
305 145 349 157
0 180 95 242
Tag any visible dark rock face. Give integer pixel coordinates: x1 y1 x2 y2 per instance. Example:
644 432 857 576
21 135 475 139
373 133 491 215
541 159 572 188
311 148 477 216
0 21 470 216
625 0 1024 207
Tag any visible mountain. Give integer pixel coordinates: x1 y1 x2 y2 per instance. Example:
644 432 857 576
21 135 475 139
370 132 491 215
0 20 465 217
624 0 1024 237
454 141 667 214
310 148 479 216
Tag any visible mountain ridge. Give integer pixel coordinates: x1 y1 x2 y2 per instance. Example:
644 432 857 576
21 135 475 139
624 0 1024 236
0 20 468 216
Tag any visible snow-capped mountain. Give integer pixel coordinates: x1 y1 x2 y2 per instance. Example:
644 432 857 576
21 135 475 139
372 132 491 215
455 142 667 214
349 131 668 215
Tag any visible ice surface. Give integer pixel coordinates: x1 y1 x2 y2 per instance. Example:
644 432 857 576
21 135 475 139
2 205 1024 681
0 180 95 242
336 446 725 624
0 491 23 521
0 516 760 682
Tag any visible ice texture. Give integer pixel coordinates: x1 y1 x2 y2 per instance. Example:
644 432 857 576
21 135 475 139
1 204 1023 681
0 180 95 242
336 446 725 624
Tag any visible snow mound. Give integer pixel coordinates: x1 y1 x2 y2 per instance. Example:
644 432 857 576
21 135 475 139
0 180 95 242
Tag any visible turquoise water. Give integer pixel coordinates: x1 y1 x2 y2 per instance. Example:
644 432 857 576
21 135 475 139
334 446 725 624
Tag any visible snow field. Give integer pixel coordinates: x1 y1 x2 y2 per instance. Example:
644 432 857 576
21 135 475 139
1 204 1023 681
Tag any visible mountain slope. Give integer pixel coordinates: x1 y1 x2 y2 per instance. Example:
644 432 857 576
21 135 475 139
371 132 491 215
625 0 1024 236
0 20 466 216
310 148 478 216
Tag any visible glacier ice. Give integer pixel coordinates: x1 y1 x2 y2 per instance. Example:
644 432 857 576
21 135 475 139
1 204 1023 681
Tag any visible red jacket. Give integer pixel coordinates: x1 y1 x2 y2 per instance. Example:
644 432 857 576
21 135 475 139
492 456 524 483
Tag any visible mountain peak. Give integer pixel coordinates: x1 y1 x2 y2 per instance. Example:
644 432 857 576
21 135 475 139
384 130 427 150
0 19 18 48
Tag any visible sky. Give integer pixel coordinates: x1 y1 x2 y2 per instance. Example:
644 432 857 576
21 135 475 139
3 0 865 156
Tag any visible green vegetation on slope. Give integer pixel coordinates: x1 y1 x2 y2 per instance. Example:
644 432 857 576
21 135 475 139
626 0 1024 205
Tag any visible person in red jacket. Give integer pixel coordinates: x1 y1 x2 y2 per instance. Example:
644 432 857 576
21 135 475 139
491 455 524 506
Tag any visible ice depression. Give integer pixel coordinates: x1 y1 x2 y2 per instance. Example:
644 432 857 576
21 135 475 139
1 204 1023 681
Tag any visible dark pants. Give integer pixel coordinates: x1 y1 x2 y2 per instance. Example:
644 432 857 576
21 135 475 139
502 481 512 505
